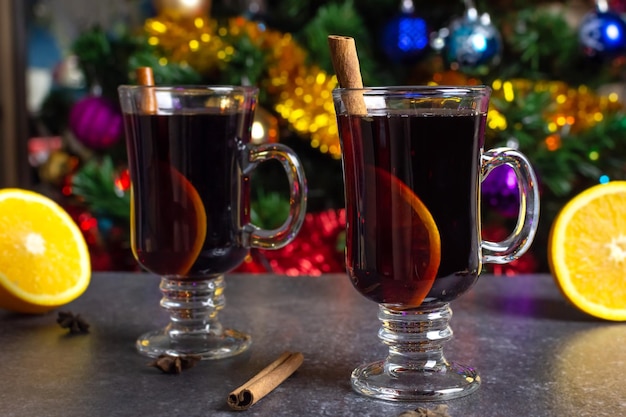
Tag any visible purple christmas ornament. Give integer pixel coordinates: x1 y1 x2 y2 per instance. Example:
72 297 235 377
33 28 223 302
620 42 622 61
482 164 520 218
69 96 123 150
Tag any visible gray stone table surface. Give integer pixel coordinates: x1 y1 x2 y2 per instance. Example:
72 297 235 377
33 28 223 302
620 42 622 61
1 272 625 417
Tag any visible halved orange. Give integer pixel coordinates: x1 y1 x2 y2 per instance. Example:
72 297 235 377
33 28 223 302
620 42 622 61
548 181 626 321
369 167 441 307
0 189 91 314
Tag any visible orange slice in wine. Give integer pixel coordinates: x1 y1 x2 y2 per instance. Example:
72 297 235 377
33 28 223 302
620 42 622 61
370 167 441 307
132 165 207 276
166 166 207 275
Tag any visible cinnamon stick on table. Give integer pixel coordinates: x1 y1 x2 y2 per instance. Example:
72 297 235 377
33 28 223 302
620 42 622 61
327 35 367 115
135 66 158 113
227 351 304 411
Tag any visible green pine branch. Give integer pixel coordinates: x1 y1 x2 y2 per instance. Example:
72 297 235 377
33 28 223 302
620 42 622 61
71 156 131 221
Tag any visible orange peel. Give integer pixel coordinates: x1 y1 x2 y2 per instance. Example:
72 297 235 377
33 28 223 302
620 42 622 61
132 166 207 276
370 167 441 306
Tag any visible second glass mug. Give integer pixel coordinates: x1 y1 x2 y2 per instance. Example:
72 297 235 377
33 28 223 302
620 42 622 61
118 85 307 359
333 85 540 401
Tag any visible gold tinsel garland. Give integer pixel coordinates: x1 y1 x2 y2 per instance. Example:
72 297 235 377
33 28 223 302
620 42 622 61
144 14 624 162
144 15 340 158
431 70 624 158
488 78 623 157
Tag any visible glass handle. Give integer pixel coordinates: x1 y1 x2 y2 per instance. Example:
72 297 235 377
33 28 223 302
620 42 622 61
481 147 540 264
244 143 307 249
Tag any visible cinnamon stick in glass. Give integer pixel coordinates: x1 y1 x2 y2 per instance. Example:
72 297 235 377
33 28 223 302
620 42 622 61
135 66 157 113
327 35 367 115
227 351 304 411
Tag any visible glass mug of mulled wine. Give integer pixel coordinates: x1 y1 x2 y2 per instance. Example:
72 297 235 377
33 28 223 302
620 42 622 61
333 86 539 401
118 85 307 359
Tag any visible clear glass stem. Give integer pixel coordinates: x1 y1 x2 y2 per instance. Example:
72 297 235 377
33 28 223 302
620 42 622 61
136 275 251 360
351 303 480 401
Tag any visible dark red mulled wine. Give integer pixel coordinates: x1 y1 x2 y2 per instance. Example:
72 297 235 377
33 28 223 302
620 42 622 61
338 110 487 306
124 111 252 277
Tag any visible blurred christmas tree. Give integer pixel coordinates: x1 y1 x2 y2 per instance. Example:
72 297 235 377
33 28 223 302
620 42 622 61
33 0 626 273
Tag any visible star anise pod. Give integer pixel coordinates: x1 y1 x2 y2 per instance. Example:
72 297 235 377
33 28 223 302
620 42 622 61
398 405 451 417
148 354 201 374
56 311 90 334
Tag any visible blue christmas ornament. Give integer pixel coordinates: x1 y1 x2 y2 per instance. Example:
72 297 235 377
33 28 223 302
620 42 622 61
433 0 502 72
382 0 429 63
579 0 626 57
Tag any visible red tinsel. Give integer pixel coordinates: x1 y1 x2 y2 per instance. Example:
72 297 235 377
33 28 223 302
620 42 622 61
236 211 539 276
235 209 346 276
69 203 536 276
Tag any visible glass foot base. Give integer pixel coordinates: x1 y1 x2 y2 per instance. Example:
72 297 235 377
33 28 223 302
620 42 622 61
136 327 251 360
351 359 480 401
137 275 251 360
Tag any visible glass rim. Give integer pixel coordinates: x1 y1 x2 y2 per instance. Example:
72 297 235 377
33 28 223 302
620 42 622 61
117 85 259 93
332 85 490 95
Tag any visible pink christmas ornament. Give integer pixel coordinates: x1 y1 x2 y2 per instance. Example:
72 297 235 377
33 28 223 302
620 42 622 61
69 96 123 150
